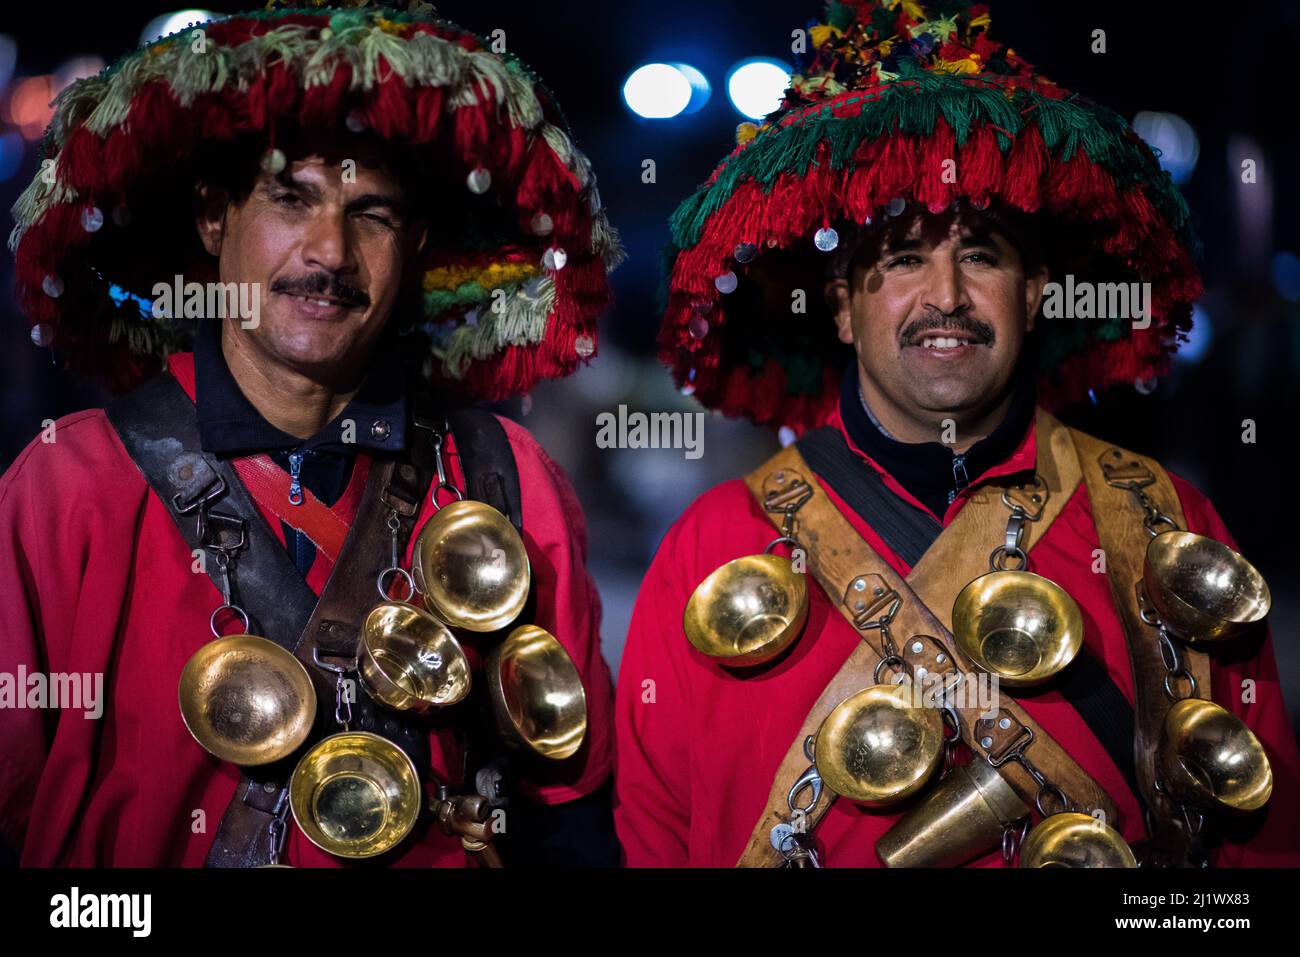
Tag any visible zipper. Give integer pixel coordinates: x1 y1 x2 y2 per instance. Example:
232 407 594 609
949 451 970 505
287 450 305 505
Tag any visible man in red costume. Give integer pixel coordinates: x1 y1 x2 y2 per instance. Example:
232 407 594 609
1 2 620 867
615 0 1300 868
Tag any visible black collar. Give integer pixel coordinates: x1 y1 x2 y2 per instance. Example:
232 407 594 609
194 318 409 456
838 361 1036 518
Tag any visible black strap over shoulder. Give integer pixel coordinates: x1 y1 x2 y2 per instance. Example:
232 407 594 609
410 385 523 532
797 426 942 568
796 424 1143 807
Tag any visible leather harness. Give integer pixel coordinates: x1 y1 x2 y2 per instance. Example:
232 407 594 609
105 370 522 867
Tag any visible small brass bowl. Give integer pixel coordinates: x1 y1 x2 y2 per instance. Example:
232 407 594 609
683 553 809 666
1019 812 1136 868
813 683 944 807
952 571 1084 687
412 500 530 632
1143 531 1270 642
178 634 316 766
1157 698 1272 814
289 731 422 859
359 601 471 713
487 625 587 760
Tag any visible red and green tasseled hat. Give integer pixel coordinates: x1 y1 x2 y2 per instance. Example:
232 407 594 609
9 0 622 398
659 0 1202 434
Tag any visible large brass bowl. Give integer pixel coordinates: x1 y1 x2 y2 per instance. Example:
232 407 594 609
289 731 422 859
1143 531 1270 642
813 683 944 807
952 571 1083 687
487 625 587 760
1019 812 1136 868
178 634 316 766
683 553 808 666
359 601 471 713
412 500 530 632
1157 698 1272 814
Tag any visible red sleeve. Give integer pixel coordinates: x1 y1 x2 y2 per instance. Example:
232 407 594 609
498 417 615 804
1170 471 1300 866
0 428 53 855
613 482 762 866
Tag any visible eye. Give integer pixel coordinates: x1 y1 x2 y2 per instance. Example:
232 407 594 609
271 190 304 209
964 251 999 266
885 254 920 268
359 212 396 228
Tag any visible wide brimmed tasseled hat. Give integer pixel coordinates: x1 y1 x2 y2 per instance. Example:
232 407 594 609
9 0 622 397
659 0 1201 433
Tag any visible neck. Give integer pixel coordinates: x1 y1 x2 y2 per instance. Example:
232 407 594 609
220 326 363 441
857 368 1015 453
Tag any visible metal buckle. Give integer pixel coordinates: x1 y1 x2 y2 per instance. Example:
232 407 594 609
1099 447 1155 490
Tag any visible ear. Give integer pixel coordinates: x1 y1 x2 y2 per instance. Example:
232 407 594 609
193 181 229 257
1023 263 1049 334
824 277 855 345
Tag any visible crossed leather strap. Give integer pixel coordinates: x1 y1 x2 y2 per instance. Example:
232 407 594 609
736 409 1211 867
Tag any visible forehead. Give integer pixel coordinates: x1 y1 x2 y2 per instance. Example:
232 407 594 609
882 210 1006 248
266 130 407 193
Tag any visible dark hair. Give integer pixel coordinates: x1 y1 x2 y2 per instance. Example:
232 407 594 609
828 199 1049 281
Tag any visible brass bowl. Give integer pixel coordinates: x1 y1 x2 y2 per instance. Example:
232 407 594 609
178 634 316 766
413 500 530 632
813 683 944 807
1143 531 1270 642
359 601 471 713
1157 698 1272 814
1019 812 1136 868
683 553 809 666
289 731 422 859
487 625 587 760
952 571 1084 687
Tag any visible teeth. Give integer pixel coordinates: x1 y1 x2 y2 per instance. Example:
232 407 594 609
922 336 964 348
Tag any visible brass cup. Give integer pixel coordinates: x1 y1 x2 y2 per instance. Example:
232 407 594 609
289 731 422 859
412 500 530 632
1143 531 1271 642
1157 698 1272 814
813 683 944 807
178 634 316 766
878 758 1030 867
1019 812 1136 868
952 571 1084 687
359 601 471 713
683 553 809 666
487 625 587 760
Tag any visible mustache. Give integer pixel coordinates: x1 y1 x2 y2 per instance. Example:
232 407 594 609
271 273 370 308
899 307 995 346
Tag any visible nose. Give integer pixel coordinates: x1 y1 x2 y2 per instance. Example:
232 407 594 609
923 255 971 317
300 203 356 276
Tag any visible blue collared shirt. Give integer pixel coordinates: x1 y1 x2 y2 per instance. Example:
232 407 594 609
193 317 410 577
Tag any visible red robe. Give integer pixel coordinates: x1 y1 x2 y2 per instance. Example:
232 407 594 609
614 405 1300 867
0 352 613 866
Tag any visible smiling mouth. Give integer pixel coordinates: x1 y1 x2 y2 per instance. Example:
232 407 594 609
906 330 991 349
279 291 360 309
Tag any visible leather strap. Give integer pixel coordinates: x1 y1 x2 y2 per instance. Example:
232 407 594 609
1068 428 1212 866
736 409 1119 867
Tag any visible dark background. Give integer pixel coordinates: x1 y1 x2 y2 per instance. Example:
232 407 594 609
1 1 1297 734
